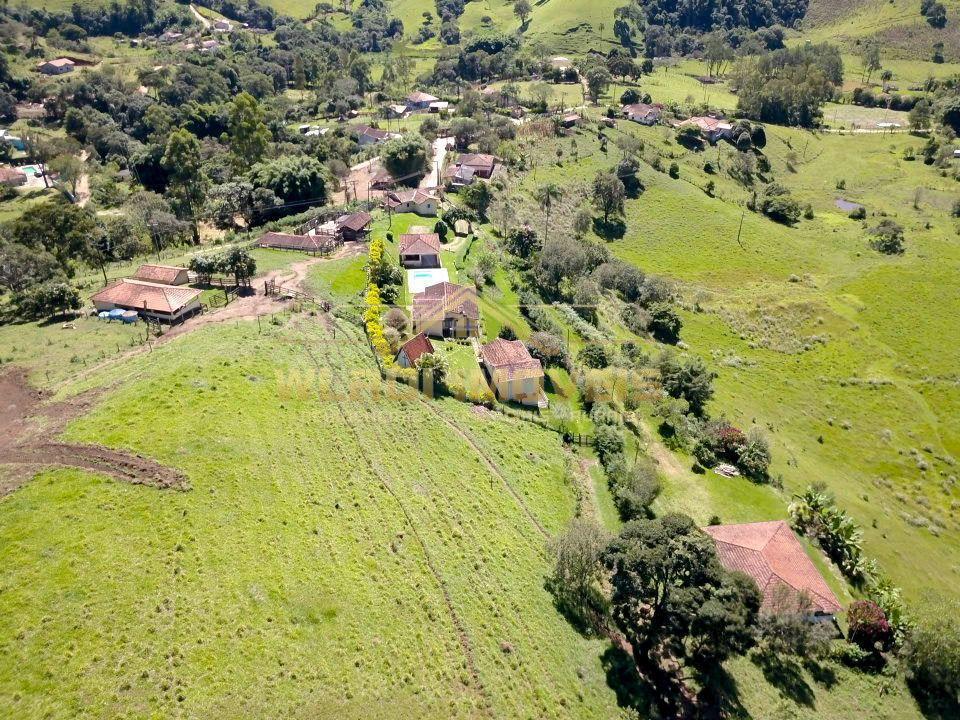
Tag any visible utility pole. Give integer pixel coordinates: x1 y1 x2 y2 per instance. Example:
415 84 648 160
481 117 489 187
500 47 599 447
735 209 745 249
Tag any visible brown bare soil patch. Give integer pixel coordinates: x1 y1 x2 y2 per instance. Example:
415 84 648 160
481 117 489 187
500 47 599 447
0 367 188 496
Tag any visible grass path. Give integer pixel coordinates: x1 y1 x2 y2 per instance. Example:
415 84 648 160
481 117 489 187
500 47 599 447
300 324 491 712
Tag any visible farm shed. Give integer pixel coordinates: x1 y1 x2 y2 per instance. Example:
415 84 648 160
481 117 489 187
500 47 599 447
336 211 373 240
257 231 333 253
132 264 189 286
91 279 201 323
703 520 842 620
397 333 434 368
37 58 75 75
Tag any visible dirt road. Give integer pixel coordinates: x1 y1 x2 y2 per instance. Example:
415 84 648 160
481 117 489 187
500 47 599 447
421 136 454 189
0 367 188 496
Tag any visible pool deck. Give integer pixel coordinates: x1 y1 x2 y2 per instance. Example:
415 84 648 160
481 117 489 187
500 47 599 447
407 268 449 295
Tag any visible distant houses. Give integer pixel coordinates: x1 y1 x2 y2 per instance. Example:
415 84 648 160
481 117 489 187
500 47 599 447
444 153 498 190
398 232 441 268
406 90 439 111
355 125 401 147
677 115 733 143
397 332 434 368
703 520 843 621
412 281 479 339
91 264 201 323
480 338 547 408
622 103 662 125
385 189 438 216
37 58 75 75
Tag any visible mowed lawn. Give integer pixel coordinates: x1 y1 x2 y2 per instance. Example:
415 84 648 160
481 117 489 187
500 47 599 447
0 317 621 719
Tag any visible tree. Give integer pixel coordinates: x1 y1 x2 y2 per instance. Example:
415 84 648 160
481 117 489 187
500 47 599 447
6 199 97 276
647 302 682 344
704 32 734 77
49 154 85 200
513 0 531 25
869 219 905 255
161 129 207 243
902 602 960 708
461 181 492 217
657 351 714 416
526 331 569 368
547 518 609 629
591 170 626 224
585 67 612 104
249 155 327 206
533 183 562 241
12 280 81 320
859 41 881 84
909 99 932 130
228 92 271 168
602 514 761 708
0 243 61 292
380 135 429 181
218 247 257 287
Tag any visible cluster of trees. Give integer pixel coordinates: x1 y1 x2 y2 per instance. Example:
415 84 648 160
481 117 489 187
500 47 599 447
549 514 763 715
188 247 257 288
7 0 190 38
732 43 843 126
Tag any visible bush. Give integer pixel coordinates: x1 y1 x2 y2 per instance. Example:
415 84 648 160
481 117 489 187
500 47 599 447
647 302 682 343
12 281 81 320
611 458 661 520
592 423 624 463
847 600 892 651
849 206 866 220
902 603 960 706
869 219 905 255
526 331 569 368
578 342 611 369
759 183 801 224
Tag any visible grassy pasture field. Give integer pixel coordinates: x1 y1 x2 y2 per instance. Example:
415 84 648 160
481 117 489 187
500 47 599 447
514 114 960 611
0 316 630 719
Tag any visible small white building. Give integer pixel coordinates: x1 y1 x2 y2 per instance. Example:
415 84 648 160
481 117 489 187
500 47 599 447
37 58 75 76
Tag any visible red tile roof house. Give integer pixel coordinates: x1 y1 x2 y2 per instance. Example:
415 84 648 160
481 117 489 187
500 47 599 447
132 264 190 286
91 279 202 323
398 232 441 268
703 520 843 621
480 338 547 408
335 211 373 241
412 281 480 339
385 189 438 216
677 115 734 143
37 58 75 75
396 332 434 368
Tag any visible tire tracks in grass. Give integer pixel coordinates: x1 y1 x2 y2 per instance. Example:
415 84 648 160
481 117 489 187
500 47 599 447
298 321 492 714
416 399 550 542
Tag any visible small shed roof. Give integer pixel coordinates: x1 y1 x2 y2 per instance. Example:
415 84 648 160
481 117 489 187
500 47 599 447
132 264 187 285
399 332 434 364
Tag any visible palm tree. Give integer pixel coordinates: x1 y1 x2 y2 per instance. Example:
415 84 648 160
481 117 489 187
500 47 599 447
534 182 562 242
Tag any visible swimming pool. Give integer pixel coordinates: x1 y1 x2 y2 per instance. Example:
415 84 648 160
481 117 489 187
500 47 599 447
407 268 449 294
18 165 41 177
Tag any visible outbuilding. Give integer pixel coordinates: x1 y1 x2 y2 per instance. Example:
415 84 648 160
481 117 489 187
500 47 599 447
91 279 202 323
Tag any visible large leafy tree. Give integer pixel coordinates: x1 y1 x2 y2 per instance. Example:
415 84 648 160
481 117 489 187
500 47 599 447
602 515 761 709
228 91 271 168
248 155 328 209
592 170 626 224
161 129 207 243
5 198 97 277
657 351 714 415
380 135 429 182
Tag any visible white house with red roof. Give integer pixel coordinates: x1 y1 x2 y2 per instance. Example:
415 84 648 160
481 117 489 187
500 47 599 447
91 279 202 323
677 115 734 143
385 189 438 216
480 338 547 408
703 520 843 620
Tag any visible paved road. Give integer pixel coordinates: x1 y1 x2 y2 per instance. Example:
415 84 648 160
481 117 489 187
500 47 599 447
421 136 454 189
